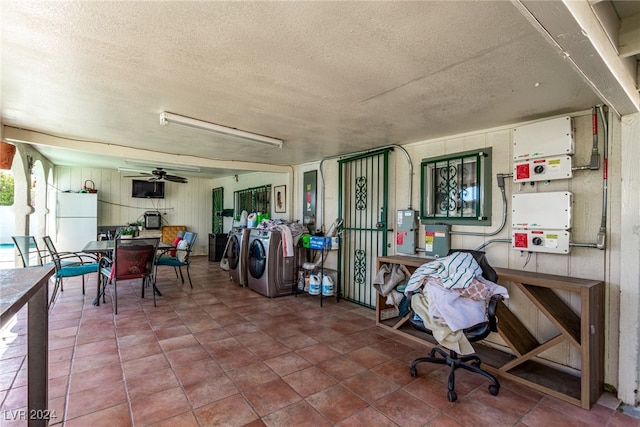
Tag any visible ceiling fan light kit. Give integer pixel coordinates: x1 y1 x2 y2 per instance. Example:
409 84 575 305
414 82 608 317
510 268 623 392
159 111 283 149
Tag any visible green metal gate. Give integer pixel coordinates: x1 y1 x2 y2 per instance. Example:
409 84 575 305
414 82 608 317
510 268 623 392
338 149 389 308
212 187 224 234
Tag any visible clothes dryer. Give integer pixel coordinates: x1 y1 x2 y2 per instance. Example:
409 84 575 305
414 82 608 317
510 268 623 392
246 229 296 297
227 228 250 286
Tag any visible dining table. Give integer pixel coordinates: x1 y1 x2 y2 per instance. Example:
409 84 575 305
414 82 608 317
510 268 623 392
82 239 173 254
83 239 174 305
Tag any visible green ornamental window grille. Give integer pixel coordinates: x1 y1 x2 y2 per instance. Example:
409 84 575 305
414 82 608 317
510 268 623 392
420 148 492 226
234 185 271 216
355 176 367 210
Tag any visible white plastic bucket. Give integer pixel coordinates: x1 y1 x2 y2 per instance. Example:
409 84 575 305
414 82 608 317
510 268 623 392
308 274 321 295
322 274 334 296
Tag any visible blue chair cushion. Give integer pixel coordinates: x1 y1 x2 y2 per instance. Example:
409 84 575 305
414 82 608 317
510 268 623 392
56 263 99 278
155 257 185 267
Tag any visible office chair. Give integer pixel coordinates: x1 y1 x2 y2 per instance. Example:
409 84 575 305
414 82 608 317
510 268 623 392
408 249 503 402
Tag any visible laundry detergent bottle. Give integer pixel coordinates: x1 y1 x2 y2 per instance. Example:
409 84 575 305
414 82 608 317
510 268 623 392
308 274 321 295
321 274 334 296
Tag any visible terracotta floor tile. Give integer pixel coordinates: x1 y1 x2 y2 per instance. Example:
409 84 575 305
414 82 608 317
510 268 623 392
275 332 319 350
126 366 181 401
341 371 400 403
306 384 369 424
262 400 332 427
282 366 337 397
65 380 127 420
71 350 120 374
243 378 302 417
373 389 440 426
164 343 210 366
250 339 291 360
1 258 636 427
172 357 225 387
119 340 163 362
442 393 521 427
64 402 131 427
296 343 341 364
147 411 199 427
370 358 417 387
182 375 239 408
157 334 199 352
214 347 260 371
68 362 123 394
122 353 169 379
318 355 368 381
226 361 280 390
346 346 391 369
130 386 191 426
335 406 398 427
73 339 118 358
263 352 312 376
194 394 258 427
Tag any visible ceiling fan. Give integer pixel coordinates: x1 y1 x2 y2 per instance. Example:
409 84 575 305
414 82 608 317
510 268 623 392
121 167 189 184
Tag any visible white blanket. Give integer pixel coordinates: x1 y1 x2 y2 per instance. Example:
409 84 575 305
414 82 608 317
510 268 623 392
404 252 483 294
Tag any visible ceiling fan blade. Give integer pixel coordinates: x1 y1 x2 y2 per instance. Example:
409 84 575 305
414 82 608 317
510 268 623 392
123 173 153 178
164 174 188 183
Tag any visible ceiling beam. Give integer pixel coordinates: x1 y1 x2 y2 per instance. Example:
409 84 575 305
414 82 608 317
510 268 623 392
513 0 639 116
3 126 292 175
619 12 640 58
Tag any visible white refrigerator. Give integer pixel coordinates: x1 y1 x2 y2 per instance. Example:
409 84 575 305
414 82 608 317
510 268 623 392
56 192 98 252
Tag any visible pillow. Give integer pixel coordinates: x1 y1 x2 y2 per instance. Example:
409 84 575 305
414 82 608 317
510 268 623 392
171 237 182 257
176 239 189 262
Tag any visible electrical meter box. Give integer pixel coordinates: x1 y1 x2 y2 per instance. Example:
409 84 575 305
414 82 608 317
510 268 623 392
396 210 418 254
423 224 451 258
512 230 571 254
513 156 573 183
513 116 574 161
512 192 573 230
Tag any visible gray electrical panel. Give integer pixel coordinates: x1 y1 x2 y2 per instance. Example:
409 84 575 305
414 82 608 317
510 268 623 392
424 224 451 257
396 210 418 255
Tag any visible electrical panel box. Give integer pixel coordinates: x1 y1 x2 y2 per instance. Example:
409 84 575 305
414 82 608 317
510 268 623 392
513 116 574 161
512 192 573 230
423 224 451 258
512 230 571 254
396 210 418 255
513 156 573 183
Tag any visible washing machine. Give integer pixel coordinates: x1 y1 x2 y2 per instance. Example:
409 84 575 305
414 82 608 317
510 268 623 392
227 228 250 286
246 229 296 297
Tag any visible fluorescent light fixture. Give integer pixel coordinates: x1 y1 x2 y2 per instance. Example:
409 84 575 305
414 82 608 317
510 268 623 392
160 111 283 149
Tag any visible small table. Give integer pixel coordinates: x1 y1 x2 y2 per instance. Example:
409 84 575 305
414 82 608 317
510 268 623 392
1 266 55 426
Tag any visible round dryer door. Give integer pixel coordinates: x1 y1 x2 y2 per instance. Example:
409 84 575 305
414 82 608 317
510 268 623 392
228 235 240 270
248 239 266 279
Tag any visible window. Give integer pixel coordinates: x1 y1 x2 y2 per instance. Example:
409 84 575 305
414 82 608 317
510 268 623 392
420 148 492 225
234 185 271 216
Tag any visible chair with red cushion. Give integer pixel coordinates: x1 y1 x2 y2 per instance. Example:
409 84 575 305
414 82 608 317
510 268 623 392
96 237 159 314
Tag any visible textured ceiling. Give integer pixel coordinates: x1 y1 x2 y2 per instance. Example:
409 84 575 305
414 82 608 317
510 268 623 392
1 1 638 178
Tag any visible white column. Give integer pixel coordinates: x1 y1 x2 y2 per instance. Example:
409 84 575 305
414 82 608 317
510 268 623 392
618 112 640 405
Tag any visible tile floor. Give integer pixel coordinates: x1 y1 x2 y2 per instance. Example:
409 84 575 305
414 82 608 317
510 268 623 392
1 257 639 426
